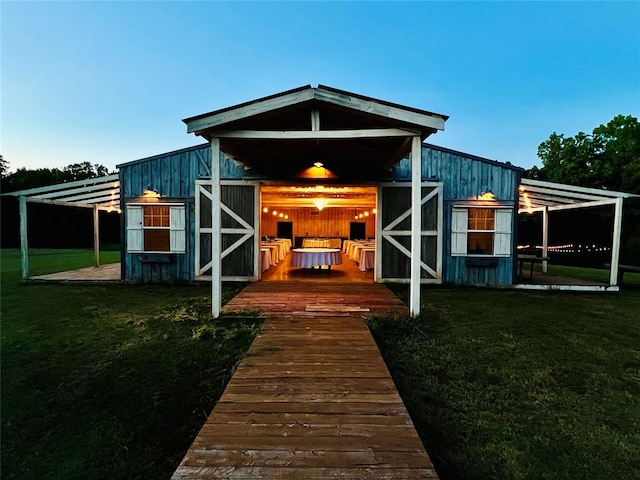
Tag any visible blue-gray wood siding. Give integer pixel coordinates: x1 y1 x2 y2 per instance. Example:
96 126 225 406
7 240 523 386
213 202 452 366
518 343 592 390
118 142 521 284
119 145 210 282
386 144 521 284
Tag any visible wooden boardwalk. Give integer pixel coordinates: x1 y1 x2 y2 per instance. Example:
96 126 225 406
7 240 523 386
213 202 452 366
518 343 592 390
221 281 410 318
172 281 438 479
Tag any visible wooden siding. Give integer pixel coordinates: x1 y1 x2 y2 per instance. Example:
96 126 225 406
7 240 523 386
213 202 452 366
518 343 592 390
119 145 212 282
261 208 376 240
386 145 521 285
118 141 520 285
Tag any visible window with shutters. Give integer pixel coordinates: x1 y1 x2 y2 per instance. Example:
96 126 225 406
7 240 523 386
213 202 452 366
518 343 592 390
126 204 186 253
451 207 512 257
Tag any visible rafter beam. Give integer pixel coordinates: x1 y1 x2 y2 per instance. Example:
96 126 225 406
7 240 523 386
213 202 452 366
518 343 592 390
208 128 421 140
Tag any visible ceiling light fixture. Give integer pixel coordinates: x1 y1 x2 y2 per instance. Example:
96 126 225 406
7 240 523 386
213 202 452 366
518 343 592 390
313 198 328 211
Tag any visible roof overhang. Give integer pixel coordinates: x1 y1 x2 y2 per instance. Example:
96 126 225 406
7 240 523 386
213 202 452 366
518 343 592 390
183 85 448 180
2 174 121 212
519 178 637 214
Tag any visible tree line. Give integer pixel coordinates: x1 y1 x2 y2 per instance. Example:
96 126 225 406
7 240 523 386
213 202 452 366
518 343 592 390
1 159 112 193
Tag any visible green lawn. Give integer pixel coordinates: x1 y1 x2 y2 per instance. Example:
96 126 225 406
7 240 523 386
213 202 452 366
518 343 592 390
369 287 640 480
1 249 261 480
4 249 639 479
23 248 121 276
543 263 640 288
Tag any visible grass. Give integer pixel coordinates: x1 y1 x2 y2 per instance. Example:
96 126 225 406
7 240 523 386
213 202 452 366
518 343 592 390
1 249 262 480
20 248 121 276
368 287 640 480
542 263 640 288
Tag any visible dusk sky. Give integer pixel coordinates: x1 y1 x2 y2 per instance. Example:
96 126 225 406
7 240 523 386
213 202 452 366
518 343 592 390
2 1 638 174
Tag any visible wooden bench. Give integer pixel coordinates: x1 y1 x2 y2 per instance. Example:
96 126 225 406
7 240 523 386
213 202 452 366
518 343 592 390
604 264 640 284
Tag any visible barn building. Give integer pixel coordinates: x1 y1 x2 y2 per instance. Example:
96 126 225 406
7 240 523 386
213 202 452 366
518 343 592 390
10 85 632 317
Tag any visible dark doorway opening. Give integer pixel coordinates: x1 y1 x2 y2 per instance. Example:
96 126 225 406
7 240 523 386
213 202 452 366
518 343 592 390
277 221 293 240
350 222 366 240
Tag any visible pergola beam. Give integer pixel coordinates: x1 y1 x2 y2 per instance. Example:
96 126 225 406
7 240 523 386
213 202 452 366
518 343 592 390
24 196 117 211
34 180 119 200
518 198 618 214
4 174 119 197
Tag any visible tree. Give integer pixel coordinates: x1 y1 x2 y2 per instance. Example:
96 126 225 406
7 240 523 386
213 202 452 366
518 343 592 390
1 162 112 193
532 115 640 194
529 115 640 264
0 155 8 177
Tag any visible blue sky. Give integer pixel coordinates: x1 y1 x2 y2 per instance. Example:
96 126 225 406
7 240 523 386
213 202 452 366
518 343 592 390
2 1 639 173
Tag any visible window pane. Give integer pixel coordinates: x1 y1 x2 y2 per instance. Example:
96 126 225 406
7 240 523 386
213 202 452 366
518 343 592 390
468 208 495 231
143 206 169 227
144 230 170 251
468 232 493 255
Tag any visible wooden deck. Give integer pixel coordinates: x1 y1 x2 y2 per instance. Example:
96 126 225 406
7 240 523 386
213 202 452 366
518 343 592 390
222 281 409 318
172 281 437 479
29 263 121 282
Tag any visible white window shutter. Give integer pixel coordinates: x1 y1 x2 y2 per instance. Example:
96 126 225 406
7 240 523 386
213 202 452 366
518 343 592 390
126 205 143 252
169 206 186 253
494 209 512 256
451 208 468 256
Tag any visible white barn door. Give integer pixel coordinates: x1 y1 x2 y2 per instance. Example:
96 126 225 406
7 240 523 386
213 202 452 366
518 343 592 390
376 182 443 283
195 180 259 281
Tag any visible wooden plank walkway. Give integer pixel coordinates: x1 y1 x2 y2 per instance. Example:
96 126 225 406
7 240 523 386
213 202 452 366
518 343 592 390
221 281 410 318
172 281 438 479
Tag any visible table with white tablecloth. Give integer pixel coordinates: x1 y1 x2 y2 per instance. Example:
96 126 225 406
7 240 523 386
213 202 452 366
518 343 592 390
302 238 341 249
260 248 272 272
347 241 375 261
275 238 292 250
302 239 330 248
290 248 343 269
260 243 280 266
358 247 376 271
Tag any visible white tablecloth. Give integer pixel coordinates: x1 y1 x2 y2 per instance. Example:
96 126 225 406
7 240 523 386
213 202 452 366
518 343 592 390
260 243 280 265
359 247 376 271
348 241 375 261
275 238 292 251
290 248 343 268
302 239 330 248
260 248 272 272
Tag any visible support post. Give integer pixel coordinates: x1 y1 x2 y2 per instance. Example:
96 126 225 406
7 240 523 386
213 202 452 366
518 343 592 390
19 196 29 280
542 206 549 273
609 197 623 286
409 136 422 317
211 138 222 317
93 205 100 267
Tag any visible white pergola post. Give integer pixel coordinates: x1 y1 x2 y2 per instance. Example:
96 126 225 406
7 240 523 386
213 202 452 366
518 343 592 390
609 197 624 286
211 138 222 317
409 136 422 317
542 206 549 273
19 196 29 280
93 205 100 267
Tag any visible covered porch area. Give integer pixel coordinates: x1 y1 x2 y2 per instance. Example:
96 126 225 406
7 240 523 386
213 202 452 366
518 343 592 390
516 178 638 291
2 174 122 281
184 85 448 317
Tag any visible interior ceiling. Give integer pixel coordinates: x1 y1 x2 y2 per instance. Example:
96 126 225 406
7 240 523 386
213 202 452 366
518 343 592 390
218 101 426 180
261 185 377 209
